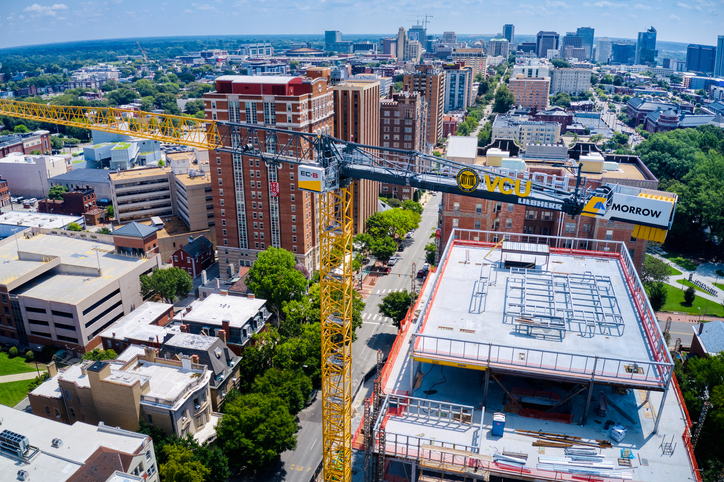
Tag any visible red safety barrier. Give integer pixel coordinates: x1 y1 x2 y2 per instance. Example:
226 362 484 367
672 374 702 482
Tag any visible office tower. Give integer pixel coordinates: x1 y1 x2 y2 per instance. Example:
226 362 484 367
397 27 408 61
503 24 515 43
203 73 334 275
536 31 559 58
716 36 724 77
662 58 674 69
403 65 446 147
565 47 586 62
409 23 427 46
332 80 381 234
381 37 397 56
636 27 657 65
508 76 550 112
596 38 612 63
687 44 717 74
576 27 595 60
561 32 583 52
443 63 474 112
488 38 510 58
611 41 636 65
325 31 342 51
442 31 457 44
451 48 487 80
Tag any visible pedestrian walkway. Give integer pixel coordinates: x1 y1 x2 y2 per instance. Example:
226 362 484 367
648 251 723 304
0 371 44 383
361 312 394 324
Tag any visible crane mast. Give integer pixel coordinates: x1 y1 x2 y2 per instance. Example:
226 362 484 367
0 98 679 482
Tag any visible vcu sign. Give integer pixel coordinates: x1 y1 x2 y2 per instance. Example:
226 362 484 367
456 168 531 197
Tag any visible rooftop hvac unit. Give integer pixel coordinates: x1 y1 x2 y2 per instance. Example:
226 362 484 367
0 429 30 458
51 438 63 448
18 470 29 481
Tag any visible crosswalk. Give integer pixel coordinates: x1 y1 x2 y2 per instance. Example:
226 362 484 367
361 312 394 324
372 288 401 295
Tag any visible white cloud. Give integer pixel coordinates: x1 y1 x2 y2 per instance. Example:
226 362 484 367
23 3 69 16
544 0 568 7
669 13 681 19
633 3 651 9
192 3 219 11
675 2 693 7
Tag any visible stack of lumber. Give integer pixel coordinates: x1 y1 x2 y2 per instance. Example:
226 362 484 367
515 429 613 448
537 456 632 480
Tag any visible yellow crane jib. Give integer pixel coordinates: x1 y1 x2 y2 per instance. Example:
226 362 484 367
0 99 221 151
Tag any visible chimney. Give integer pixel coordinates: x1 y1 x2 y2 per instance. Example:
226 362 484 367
222 319 230 334
218 329 226 343
47 361 58 377
248 293 255 299
180 324 187 333
389 85 394 99
699 322 705 335
201 270 208 285
191 354 199 364
80 363 88 376
215 278 220 289
144 346 157 362
181 355 192 370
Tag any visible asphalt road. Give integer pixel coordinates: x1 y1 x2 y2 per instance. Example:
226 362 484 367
658 318 698 349
233 196 439 482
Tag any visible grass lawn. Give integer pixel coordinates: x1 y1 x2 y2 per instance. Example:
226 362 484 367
0 352 41 376
0 379 36 407
661 253 699 272
676 279 709 294
715 282 724 291
660 284 724 316
645 254 682 276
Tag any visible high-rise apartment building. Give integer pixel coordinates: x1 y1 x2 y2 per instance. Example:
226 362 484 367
503 24 515 43
596 37 612 63
686 44 717 74
451 48 488 80
576 27 595 60
487 38 510 58
203 74 333 276
561 32 583 52
403 64 446 147
550 68 592 95
443 63 474 112
379 91 428 199
332 80 381 234
396 27 422 63
716 36 724 77
409 23 427 46
612 41 636 65
536 31 559 58
636 27 658 65
509 76 550 112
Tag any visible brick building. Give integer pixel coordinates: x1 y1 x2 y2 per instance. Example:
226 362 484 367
0 130 51 157
403 64 446 148
203 74 331 276
332 80 381 234
171 235 214 278
509 76 550 113
532 107 574 132
379 91 428 200
438 145 659 271
0 177 9 211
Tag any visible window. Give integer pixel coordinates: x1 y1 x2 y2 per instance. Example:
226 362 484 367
223 239 228 245
217 168 222 175
630 236 637 242
475 203 482 214
291 205 296 212
253 222 258 229
293 235 297 242
525 210 536 220
507 203 514 212
65 389 71 401
505 218 513 229
291 215 296 222
218 178 223 186
222 229 227 236
291 194 295 202
541 227 550 235
493 202 502 213
292 225 296 232
565 223 576 233
222 219 226 226
220 199 224 207
70 408 75 418
582 224 591 232
523 225 535 234
290 183 295 191
452 218 459 227
219 189 223 197
290 173 295 180
255 242 259 249
474 220 481 229
453 202 460 212
605 230 613 241
147 414 153 425
253 212 257 219
250 170 255 178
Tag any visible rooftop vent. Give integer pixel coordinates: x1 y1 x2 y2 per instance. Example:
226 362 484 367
51 438 63 448
18 469 29 481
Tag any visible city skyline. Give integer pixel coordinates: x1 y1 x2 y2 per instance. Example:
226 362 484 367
0 0 719 49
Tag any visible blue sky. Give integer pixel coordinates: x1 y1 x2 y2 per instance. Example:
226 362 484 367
0 0 719 49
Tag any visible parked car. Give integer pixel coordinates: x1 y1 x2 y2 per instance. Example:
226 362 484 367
405 231 414 238
387 256 400 266
305 389 318 407
417 269 428 278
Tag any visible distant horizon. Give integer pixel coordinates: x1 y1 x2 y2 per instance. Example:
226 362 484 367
0 32 698 55
0 0 719 50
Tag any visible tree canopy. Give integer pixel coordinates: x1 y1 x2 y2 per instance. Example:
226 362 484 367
216 392 298 469
82 348 117 361
493 84 515 113
140 267 193 303
48 185 68 200
245 247 308 316
159 444 210 482
379 290 415 328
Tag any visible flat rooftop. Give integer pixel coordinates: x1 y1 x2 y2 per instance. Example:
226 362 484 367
0 232 151 305
174 293 267 329
99 301 175 342
109 167 169 181
373 231 695 482
50 168 112 184
175 172 211 187
412 237 671 389
0 404 148 482
0 211 83 229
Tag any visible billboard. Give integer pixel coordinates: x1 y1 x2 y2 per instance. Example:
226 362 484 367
298 166 326 193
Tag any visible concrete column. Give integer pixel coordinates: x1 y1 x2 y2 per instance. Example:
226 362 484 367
483 368 491 406
410 461 417 482
582 380 595 425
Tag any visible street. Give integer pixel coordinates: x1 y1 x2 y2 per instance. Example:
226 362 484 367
233 195 439 482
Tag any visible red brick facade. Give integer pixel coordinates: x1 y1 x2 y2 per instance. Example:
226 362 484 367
172 238 215 278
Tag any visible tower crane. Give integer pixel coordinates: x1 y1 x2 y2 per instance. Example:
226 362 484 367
0 98 678 482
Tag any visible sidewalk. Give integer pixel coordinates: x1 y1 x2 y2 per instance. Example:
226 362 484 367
648 251 723 303
0 371 44 383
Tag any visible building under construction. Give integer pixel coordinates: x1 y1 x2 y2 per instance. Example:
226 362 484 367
356 229 700 482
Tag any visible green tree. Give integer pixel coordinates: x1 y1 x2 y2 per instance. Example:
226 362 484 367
425 242 436 265
14 124 30 133
684 286 696 305
140 267 193 303
105 205 114 218
550 58 572 68
492 84 515 113
97 227 111 235
50 136 63 150
134 79 157 97
366 208 420 239
217 392 297 469
66 222 82 231
183 99 205 116
379 290 415 328
401 199 423 214
106 87 138 106
551 92 572 108
246 247 308 318
477 79 489 96
641 256 670 287
159 444 211 482
647 282 668 311
82 348 118 361
100 79 120 92
253 367 312 414
48 185 68 200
